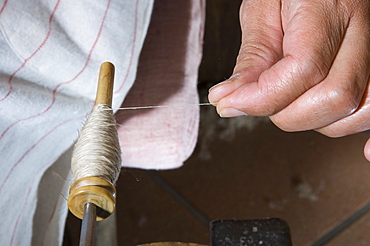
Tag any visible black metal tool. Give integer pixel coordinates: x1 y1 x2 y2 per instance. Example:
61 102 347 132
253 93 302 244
210 218 293 246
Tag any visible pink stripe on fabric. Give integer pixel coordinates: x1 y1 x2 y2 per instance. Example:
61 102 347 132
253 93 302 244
114 0 139 93
0 0 61 102
10 181 33 245
0 0 8 15
1 0 113 190
6 117 81 246
1 1 116 244
0 116 82 193
0 0 112 140
41 191 61 246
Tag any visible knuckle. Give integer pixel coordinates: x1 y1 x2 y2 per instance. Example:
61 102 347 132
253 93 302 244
235 30 282 72
293 53 331 85
325 86 360 116
307 55 331 81
236 42 278 70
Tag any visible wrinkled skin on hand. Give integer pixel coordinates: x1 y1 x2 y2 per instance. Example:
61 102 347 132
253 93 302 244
208 0 370 160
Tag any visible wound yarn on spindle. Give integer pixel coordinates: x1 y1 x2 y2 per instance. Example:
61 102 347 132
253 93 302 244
68 62 119 221
71 104 121 184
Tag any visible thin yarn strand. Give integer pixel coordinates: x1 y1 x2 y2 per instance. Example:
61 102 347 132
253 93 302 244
112 102 216 111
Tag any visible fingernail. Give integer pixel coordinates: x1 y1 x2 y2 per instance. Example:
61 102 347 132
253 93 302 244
208 73 240 92
219 108 247 118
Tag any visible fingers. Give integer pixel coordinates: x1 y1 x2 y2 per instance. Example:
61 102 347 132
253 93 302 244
208 0 370 161
270 13 370 131
364 138 370 161
209 1 350 117
208 0 283 107
316 85 370 162
314 82 370 137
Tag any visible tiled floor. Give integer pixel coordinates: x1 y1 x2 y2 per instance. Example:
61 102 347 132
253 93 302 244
326 208 370 245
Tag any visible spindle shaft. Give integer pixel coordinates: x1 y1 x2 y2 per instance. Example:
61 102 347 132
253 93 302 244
79 203 97 246
68 61 121 244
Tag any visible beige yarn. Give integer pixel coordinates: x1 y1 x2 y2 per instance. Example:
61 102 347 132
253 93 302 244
71 104 121 184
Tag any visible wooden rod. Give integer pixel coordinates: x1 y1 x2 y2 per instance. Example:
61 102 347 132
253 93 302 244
95 62 115 106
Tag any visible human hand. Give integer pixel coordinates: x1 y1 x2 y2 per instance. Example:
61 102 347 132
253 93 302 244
208 0 370 160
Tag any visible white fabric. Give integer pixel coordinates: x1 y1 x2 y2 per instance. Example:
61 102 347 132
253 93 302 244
116 0 205 169
0 0 153 245
0 0 205 244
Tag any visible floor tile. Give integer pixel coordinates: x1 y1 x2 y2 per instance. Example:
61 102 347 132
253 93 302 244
115 169 209 246
158 113 370 246
325 208 370 245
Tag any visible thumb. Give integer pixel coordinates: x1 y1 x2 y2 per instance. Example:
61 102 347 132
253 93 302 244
208 0 283 106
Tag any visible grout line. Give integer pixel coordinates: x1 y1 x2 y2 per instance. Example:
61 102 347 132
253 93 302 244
310 201 370 246
146 170 211 227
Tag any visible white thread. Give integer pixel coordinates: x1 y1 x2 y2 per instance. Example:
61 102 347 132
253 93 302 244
71 104 121 184
112 102 216 111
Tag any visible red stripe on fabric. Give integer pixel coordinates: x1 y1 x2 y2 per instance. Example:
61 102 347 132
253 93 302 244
114 0 140 93
0 0 61 102
5 2 113 243
0 116 81 193
0 0 8 15
9 180 33 245
6 117 80 246
41 142 77 246
41 195 60 246
0 0 112 140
